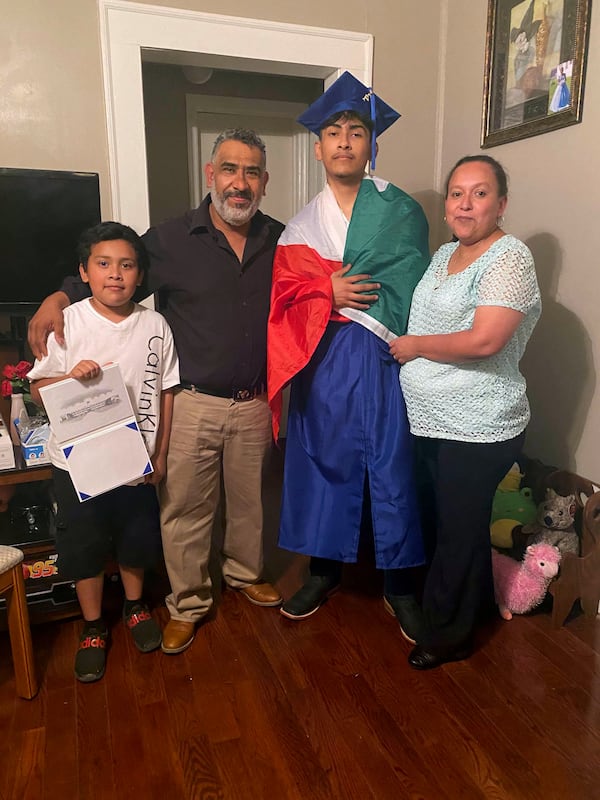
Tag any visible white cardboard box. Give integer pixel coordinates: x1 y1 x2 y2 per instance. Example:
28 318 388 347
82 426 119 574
39 364 152 501
0 416 16 470
21 442 51 466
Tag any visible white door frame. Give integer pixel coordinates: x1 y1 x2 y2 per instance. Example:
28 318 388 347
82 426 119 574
98 0 373 233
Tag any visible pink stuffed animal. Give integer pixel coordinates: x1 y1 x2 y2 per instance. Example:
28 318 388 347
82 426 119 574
492 543 561 620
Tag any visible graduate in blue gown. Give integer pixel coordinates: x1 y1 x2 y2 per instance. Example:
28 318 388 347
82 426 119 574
267 73 429 637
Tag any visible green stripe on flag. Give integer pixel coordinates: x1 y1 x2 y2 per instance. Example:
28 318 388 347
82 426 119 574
343 179 430 339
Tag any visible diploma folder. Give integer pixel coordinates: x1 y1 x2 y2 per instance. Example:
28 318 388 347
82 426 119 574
39 363 152 501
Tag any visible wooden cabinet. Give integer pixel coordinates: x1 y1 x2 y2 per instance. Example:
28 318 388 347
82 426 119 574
0 451 79 623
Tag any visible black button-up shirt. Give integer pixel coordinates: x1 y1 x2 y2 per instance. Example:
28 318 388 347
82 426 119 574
62 196 284 394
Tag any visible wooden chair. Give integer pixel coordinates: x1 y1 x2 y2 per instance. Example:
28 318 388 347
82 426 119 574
542 471 600 628
0 545 38 698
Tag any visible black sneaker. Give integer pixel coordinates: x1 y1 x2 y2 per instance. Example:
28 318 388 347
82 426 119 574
280 575 340 620
123 602 162 652
74 622 108 683
383 594 424 645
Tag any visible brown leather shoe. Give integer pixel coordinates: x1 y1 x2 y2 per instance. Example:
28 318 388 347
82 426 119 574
239 582 282 607
161 619 195 654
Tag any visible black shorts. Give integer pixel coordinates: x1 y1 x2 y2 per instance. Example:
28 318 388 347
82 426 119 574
52 467 162 582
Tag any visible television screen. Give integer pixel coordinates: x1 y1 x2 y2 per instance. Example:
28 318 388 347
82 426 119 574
0 168 101 306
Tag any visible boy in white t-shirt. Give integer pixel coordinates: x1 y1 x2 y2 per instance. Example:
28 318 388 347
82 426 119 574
29 222 179 683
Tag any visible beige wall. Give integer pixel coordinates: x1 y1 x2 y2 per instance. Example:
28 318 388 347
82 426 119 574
1 0 598 477
439 1 599 479
0 0 441 226
0 0 110 215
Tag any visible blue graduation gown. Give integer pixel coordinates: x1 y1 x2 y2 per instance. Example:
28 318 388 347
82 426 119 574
279 320 425 569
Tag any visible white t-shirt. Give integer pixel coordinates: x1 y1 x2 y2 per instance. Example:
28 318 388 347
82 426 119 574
28 298 180 470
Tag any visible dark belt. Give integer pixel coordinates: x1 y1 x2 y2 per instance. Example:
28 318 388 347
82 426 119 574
180 382 266 402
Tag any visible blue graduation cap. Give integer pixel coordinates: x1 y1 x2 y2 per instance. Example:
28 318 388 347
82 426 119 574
297 71 401 170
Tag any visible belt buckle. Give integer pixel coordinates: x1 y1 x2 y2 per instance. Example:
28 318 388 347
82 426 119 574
233 388 253 402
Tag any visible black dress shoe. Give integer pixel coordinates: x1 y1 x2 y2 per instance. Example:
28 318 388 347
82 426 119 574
383 594 424 644
408 642 472 670
280 575 340 620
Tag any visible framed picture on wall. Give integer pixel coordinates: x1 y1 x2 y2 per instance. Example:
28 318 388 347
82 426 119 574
481 0 591 148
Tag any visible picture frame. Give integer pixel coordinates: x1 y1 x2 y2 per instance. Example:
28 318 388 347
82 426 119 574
481 0 591 148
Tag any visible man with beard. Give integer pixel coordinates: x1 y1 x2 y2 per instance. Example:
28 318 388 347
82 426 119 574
28 129 284 653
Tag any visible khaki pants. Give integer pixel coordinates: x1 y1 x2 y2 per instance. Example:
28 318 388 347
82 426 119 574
159 389 272 623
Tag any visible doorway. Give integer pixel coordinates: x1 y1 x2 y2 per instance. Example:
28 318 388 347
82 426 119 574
142 62 325 226
98 0 373 232
185 94 323 224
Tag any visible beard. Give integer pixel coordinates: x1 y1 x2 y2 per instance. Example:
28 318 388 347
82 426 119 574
210 187 261 226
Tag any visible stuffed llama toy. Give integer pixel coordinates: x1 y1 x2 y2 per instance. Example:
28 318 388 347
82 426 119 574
492 543 561 620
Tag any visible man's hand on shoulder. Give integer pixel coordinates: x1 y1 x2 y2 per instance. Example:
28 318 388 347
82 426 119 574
28 291 71 359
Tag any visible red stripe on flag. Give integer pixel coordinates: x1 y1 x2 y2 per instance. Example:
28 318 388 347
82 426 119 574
267 243 346 440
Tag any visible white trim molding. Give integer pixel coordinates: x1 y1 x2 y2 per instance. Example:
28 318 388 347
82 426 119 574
98 0 372 232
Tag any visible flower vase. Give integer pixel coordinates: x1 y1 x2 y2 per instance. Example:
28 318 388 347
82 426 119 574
9 391 28 446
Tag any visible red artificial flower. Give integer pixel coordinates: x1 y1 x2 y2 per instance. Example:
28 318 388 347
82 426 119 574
2 364 17 380
1 362 33 398
15 361 32 379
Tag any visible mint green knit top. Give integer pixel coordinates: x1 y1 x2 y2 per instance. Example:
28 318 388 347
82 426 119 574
400 235 541 443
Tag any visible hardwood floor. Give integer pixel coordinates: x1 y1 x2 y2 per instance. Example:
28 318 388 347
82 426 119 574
1 451 600 799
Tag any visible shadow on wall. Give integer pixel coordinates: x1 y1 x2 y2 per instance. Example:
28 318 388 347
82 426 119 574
413 189 447 254
522 233 596 473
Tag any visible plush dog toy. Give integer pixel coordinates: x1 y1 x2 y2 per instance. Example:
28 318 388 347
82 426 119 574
520 488 579 557
492 542 561 620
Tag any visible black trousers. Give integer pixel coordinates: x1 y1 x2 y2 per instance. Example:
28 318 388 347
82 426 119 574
416 431 526 648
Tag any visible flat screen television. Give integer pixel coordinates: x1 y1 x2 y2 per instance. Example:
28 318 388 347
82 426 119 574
0 168 101 306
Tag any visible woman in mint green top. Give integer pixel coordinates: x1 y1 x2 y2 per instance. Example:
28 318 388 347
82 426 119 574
390 155 541 670
401 233 540 442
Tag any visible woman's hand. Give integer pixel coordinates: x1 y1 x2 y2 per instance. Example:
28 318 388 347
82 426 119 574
392 307 525 365
389 335 420 364
331 264 380 311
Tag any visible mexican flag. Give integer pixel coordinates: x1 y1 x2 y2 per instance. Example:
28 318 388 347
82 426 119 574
267 176 429 438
